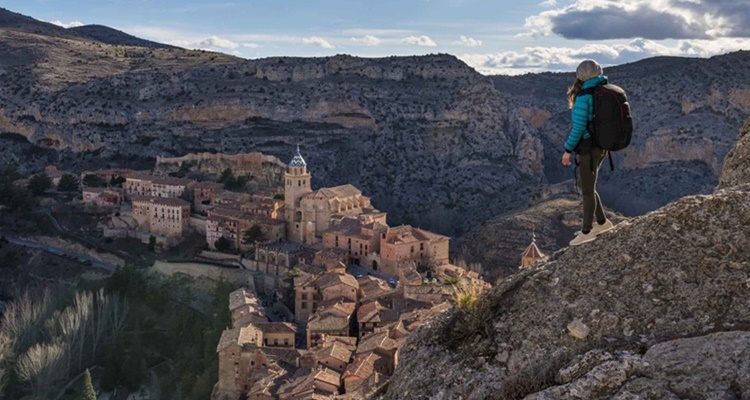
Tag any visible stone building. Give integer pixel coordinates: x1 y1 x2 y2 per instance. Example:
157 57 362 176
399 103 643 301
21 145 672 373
207 208 286 252
253 242 304 276
193 181 224 212
294 271 359 323
245 322 298 348
283 146 383 245
131 195 190 237
123 173 192 199
307 300 357 349
82 187 124 206
379 225 450 275
322 216 389 268
229 288 267 328
521 232 545 268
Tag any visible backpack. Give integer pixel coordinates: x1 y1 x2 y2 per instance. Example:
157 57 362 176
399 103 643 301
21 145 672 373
580 80 633 170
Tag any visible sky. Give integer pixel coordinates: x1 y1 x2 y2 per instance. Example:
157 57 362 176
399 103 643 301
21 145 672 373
4 0 750 75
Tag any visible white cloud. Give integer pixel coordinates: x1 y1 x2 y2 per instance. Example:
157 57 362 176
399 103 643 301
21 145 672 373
459 37 750 75
195 36 239 49
302 36 335 49
350 35 381 46
401 35 437 47
46 20 85 29
242 43 260 48
540 0 558 7
453 35 482 47
522 0 750 40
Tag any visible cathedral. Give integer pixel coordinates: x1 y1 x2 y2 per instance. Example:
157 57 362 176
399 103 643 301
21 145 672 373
284 146 384 245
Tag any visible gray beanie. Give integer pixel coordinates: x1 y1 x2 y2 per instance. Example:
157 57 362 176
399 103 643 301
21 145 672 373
576 59 603 81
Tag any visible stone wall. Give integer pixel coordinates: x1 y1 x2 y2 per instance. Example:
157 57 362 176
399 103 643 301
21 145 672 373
152 261 256 289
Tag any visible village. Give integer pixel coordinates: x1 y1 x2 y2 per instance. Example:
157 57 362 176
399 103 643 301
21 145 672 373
48 146 546 400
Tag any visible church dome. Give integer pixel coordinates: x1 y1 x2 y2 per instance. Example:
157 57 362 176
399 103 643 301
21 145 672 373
289 145 307 167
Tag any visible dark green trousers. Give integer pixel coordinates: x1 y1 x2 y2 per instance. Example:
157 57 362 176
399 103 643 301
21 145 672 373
577 146 607 232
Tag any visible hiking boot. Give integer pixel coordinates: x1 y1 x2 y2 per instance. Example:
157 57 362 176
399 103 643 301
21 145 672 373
575 219 615 237
593 219 614 236
570 230 597 246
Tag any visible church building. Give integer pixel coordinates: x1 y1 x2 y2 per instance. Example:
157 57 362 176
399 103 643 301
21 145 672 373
284 146 383 245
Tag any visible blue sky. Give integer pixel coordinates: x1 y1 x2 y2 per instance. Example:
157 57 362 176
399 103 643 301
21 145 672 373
5 0 750 75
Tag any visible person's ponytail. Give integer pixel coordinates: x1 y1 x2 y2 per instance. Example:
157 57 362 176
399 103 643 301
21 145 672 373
567 79 583 109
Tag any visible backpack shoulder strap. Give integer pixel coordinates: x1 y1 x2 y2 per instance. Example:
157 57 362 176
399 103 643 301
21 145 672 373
579 87 596 96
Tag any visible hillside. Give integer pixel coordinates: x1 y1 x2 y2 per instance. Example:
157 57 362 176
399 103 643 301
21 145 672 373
68 25 176 48
379 118 750 399
0 8 748 268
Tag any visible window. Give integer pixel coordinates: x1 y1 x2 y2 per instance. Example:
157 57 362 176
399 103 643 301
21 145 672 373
301 293 307 300
420 243 424 250
301 302 307 309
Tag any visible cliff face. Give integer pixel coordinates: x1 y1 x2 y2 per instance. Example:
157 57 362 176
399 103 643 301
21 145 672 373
380 120 750 399
0 9 748 238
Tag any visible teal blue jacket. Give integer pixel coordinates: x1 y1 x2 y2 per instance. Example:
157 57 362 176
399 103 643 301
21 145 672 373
565 75 607 152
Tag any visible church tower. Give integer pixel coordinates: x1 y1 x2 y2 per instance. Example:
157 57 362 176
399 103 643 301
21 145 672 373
285 145 312 242
520 231 545 268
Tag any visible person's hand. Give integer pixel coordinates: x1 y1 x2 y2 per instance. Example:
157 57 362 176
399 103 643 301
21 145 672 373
562 152 572 166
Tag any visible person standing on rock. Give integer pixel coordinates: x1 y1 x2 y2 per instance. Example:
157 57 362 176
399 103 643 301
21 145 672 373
562 59 615 246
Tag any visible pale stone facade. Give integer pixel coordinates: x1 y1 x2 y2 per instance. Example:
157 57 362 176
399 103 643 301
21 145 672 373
206 208 286 252
123 173 192 199
131 195 190 237
283 147 381 245
379 225 450 275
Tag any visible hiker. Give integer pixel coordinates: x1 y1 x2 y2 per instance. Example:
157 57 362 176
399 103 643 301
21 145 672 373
562 59 619 246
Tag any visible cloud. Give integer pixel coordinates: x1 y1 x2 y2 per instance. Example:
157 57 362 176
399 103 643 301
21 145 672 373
459 37 750 75
46 20 85 29
302 36 335 49
539 0 558 6
523 0 750 40
401 35 437 47
242 43 260 48
195 36 239 49
350 35 381 46
453 35 482 47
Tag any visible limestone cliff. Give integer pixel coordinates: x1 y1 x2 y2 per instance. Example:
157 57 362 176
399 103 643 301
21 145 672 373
1 9 748 238
380 119 750 399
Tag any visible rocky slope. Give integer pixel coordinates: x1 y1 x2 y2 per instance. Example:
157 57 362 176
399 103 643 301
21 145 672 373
0 8 748 241
455 182 628 280
380 118 750 399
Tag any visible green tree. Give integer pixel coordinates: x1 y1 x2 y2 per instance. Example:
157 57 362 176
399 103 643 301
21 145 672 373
242 224 266 245
81 368 96 400
28 172 52 196
57 174 79 192
82 174 104 188
148 236 156 252
273 192 284 200
7 188 32 212
217 168 234 185
214 237 232 252
2 164 21 181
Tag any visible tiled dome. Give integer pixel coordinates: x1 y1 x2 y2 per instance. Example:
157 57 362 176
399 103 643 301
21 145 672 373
289 145 307 167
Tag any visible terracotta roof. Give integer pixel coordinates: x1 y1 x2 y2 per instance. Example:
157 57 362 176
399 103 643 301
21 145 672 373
343 351 384 380
252 322 298 334
131 195 190 208
413 227 450 242
315 298 356 316
308 184 361 199
356 331 398 355
315 342 354 364
229 288 259 311
324 217 365 237
308 312 351 332
320 335 358 350
193 181 224 189
357 300 399 324
313 272 359 290
313 368 342 387
522 240 545 259
151 175 193 186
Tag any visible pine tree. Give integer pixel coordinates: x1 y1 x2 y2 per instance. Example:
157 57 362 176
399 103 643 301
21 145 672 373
57 174 79 192
28 172 52 196
81 368 96 400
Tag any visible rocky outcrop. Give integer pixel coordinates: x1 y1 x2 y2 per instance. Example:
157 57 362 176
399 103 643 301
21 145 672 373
153 152 286 184
380 123 750 399
718 116 750 191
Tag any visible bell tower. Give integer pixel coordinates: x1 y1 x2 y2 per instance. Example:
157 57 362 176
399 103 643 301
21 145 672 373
285 145 312 242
